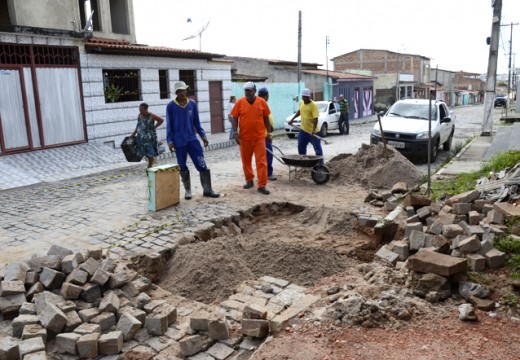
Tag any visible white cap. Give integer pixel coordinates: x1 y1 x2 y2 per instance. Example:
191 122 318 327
243 81 256 90
302 88 311 97
173 81 189 93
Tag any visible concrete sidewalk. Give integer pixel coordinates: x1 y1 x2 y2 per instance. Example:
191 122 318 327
438 122 520 177
436 135 494 176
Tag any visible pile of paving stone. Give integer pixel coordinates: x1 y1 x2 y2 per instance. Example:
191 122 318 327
0 242 325 359
180 276 320 359
363 183 520 316
0 245 181 359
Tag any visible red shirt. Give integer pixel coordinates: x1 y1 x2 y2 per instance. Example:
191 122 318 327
230 96 271 141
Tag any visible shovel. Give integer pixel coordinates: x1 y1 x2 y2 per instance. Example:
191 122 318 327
376 113 389 159
290 125 330 144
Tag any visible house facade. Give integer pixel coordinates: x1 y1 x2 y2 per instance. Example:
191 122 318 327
453 71 485 105
0 0 232 155
332 49 431 107
226 56 375 124
430 68 456 106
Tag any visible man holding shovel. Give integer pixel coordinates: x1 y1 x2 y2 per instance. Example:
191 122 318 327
288 88 324 163
166 81 220 200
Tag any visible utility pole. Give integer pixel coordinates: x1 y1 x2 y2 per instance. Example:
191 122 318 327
326 35 330 99
395 52 400 101
502 22 519 114
297 11 302 101
482 0 502 136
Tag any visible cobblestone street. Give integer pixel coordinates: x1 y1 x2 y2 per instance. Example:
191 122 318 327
0 117 379 266
0 104 502 266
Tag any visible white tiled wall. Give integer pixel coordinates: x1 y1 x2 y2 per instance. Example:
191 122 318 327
81 53 232 147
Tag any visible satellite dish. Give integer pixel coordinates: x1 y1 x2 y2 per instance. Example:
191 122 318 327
182 19 210 51
83 10 94 32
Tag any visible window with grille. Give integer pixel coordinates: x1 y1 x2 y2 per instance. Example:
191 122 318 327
159 70 169 99
179 70 196 98
0 44 79 66
103 69 141 103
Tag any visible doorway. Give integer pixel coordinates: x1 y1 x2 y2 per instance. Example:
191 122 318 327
209 81 224 133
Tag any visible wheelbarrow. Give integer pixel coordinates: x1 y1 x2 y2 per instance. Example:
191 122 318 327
267 144 331 184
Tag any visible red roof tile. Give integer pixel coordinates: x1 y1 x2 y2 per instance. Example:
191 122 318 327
85 37 224 59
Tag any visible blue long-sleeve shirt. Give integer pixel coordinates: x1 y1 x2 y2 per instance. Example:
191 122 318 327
166 98 206 147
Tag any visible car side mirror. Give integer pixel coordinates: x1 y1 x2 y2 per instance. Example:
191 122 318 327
378 111 385 117
441 117 451 123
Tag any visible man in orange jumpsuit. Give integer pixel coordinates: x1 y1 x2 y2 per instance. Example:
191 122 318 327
230 82 272 195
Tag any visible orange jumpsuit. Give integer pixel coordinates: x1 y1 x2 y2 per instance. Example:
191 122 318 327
230 96 271 187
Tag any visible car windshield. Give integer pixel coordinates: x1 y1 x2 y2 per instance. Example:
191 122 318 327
387 103 437 120
317 103 328 113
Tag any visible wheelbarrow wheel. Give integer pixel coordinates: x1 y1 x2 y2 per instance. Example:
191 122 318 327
311 164 330 185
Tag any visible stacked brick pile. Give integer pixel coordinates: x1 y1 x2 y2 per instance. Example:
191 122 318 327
178 276 320 358
0 245 176 359
369 187 520 310
0 245 326 359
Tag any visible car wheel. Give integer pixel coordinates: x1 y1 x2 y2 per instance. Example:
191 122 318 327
443 131 453 151
431 141 439 162
319 123 328 138
423 141 438 163
287 133 295 139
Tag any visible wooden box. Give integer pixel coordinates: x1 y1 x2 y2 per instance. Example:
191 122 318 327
146 163 180 211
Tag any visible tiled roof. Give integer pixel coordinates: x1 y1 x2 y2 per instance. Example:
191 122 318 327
85 37 224 59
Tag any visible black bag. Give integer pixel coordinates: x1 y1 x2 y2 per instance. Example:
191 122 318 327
121 136 143 162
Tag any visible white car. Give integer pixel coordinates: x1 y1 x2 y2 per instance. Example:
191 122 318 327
284 101 342 138
370 99 455 161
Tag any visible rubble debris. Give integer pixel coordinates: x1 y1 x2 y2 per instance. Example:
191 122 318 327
476 162 520 202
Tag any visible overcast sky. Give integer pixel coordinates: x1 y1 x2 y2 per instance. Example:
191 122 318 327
133 0 519 75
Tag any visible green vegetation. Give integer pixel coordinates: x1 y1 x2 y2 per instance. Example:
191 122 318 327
495 235 520 254
452 139 469 155
480 151 520 175
501 293 519 307
466 271 491 285
431 150 520 201
495 235 520 280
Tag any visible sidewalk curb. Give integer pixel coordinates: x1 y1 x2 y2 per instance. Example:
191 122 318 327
434 135 479 176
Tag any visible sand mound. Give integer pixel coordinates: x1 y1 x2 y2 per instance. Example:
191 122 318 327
327 143 423 190
159 237 347 304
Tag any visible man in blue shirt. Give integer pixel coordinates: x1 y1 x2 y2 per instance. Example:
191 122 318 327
166 81 219 199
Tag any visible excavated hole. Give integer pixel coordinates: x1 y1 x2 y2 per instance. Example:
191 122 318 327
158 202 376 304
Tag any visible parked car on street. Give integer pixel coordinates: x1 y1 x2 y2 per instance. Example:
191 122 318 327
370 99 455 162
284 101 342 138
494 95 507 107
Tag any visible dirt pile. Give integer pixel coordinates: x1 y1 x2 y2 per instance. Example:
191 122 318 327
327 143 423 190
159 237 347 304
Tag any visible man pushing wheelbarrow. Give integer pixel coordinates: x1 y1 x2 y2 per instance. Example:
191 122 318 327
288 88 324 164
280 88 330 184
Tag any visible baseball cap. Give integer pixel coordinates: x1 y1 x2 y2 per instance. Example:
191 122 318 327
258 87 268 95
302 88 311 97
243 81 256 90
173 81 189 93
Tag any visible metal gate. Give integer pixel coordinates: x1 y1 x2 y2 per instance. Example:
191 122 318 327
0 43 86 154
